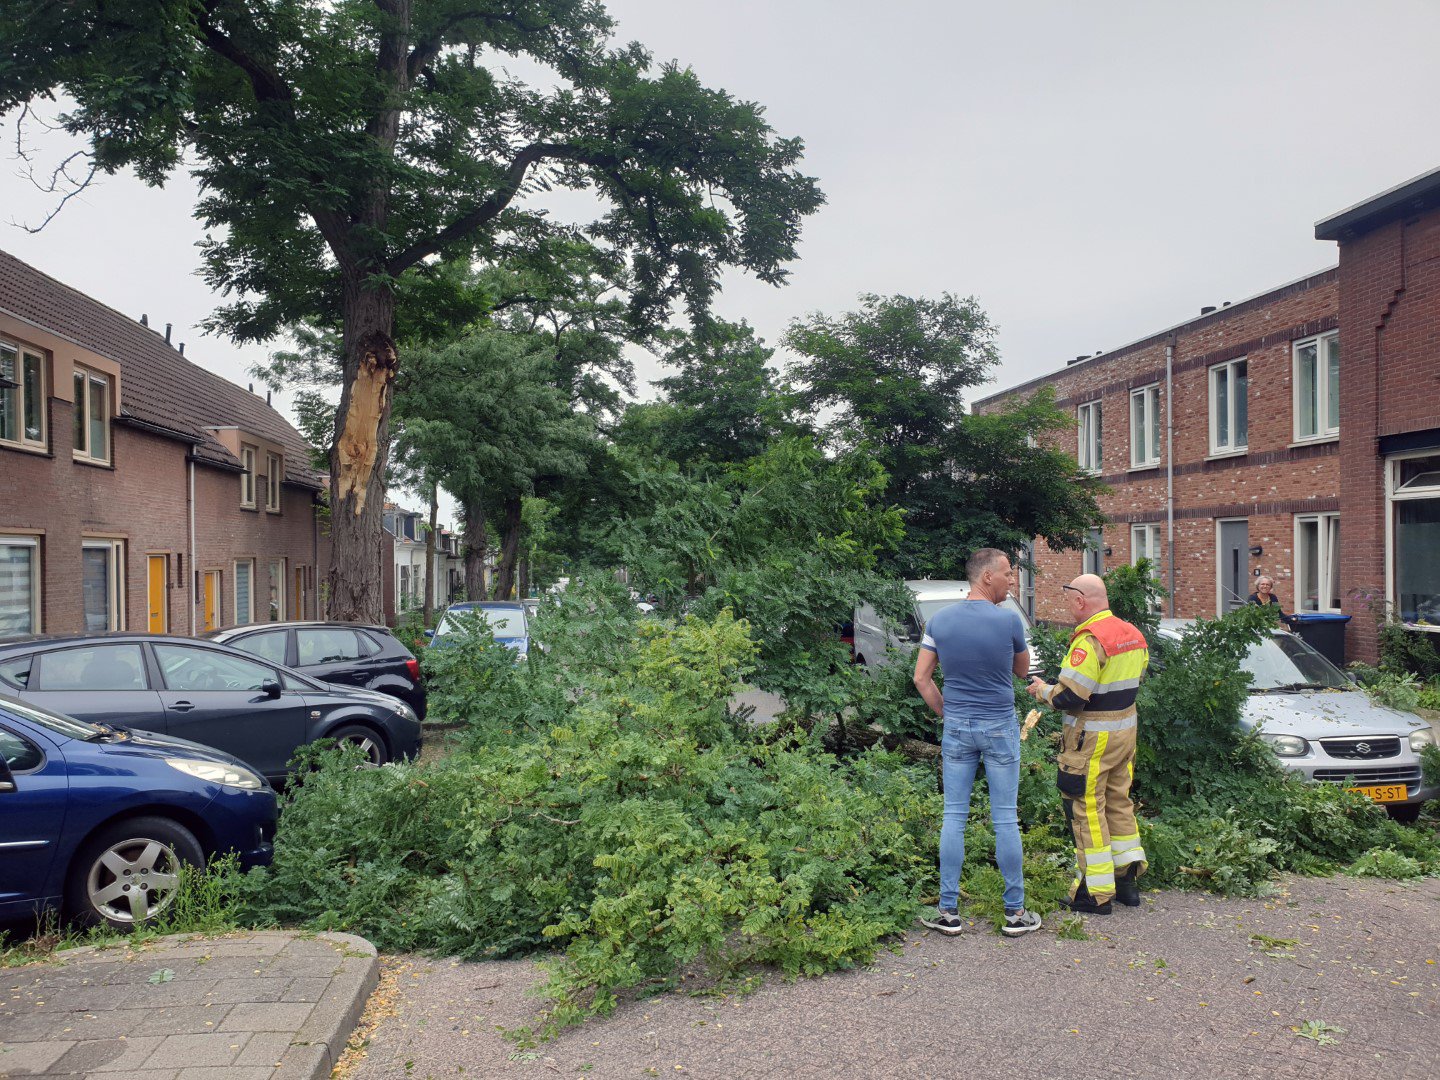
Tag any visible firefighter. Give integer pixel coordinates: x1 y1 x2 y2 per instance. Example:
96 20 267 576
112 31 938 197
1026 574 1149 914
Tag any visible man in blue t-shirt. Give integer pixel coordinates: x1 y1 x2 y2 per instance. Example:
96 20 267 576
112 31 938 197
912 548 1041 937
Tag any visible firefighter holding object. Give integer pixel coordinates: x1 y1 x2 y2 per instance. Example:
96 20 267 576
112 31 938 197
1026 574 1149 914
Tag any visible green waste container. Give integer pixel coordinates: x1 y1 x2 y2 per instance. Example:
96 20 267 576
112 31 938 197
1289 612 1351 669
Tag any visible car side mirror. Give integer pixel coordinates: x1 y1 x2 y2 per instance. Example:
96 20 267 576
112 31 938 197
261 679 282 699
0 758 16 793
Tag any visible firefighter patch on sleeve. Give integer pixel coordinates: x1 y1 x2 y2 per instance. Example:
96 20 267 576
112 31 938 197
1069 647 1088 666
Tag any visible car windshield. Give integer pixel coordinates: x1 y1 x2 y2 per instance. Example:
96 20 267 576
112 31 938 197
0 694 104 740
438 608 526 639
1242 633 1350 691
916 598 964 626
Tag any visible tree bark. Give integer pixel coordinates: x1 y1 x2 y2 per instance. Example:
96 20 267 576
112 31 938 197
423 477 439 625
491 495 523 599
518 556 529 600
462 497 488 600
327 278 397 622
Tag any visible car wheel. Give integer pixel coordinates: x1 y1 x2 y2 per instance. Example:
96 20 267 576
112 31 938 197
330 724 389 766
65 816 204 930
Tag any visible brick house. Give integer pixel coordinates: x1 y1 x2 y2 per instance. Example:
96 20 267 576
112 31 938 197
380 503 469 625
0 249 328 639
975 166 1440 664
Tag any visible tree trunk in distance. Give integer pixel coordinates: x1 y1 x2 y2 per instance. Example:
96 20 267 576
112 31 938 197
491 495 523 599
423 478 438 626
463 498 488 599
518 556 529 600
327 281 397 622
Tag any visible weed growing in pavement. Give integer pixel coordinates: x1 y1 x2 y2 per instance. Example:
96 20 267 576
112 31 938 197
1293 1019 1345 1046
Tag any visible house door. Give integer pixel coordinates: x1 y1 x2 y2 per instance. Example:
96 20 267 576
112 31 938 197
147 555 168 633
203 571 221 632
1217 519 1249 614
294 567 306 620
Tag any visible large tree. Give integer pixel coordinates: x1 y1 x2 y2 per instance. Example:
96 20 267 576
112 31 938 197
785 292 1105 576
1 0 822 619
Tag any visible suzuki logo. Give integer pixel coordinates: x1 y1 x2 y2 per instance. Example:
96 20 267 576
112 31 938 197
1355 742 1371 756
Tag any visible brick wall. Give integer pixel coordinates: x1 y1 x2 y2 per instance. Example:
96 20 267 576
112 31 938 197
979 270 1342 629
1 395 324 636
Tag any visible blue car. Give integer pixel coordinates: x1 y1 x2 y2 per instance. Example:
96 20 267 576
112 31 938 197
428 602 530 659
0 696 277 931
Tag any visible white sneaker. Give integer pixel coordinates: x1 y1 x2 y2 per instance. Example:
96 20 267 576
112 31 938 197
920 908 964 935
1002 908 1042 937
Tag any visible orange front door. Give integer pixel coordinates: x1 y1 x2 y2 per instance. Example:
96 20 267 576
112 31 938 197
204 571 221 632
147 555 168 633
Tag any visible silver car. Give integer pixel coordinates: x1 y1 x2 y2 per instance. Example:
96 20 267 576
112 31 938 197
1157 620 1439 813
853 579 1037 674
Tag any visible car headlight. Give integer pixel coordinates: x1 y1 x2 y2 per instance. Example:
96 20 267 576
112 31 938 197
393 701 417 721
166 757 265 790
1410 728 1437 752
1259 733 1310 757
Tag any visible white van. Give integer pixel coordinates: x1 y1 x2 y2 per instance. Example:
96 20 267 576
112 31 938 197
853 579 1037 673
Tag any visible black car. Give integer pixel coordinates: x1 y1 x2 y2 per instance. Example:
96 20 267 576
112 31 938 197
207 621 426 719
0 634 422 782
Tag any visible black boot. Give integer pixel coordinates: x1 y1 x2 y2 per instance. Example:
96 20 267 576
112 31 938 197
1115 865 1142 907
1061 883 1112 915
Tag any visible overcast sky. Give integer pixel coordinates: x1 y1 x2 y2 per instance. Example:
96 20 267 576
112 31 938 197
4 0 1439 521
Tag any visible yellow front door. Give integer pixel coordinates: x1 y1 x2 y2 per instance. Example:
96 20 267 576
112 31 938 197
203 571 220 632
147 555 168 633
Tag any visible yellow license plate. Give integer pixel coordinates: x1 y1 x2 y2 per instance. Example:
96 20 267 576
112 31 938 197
1349 783 1409 803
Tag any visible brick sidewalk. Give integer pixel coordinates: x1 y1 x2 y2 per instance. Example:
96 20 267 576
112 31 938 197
0 931 377 1079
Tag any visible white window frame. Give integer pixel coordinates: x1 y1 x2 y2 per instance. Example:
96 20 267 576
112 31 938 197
267 557 286 621
1077 400 1102 474
1386 450 1440 632
72 366 112 464
234 558 255 624
0 342 48 451
0 534 42 637
1294 513 1341 614
1208 357 1248 455
265 452 282 513
1129 384 1161 468
1292 331 1339 443
240 447 257 508
81 539 125 632
1131 523 1160 573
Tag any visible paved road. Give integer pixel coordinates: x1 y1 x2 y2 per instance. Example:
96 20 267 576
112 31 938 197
343 875 1440 1080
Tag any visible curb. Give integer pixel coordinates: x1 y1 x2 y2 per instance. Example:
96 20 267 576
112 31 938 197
280 932 379 1079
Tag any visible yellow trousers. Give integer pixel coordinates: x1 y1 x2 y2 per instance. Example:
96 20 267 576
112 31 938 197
1056 717 1146 903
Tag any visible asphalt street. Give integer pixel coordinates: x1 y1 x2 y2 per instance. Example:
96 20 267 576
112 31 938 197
341 874 1440 1080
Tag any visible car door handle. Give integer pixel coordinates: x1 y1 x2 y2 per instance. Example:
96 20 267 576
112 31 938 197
170 700 196 712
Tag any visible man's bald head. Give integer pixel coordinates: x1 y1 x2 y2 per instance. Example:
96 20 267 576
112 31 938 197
1064 574 1109 620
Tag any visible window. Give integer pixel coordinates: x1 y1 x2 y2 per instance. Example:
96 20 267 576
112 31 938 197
82 540 124 632
1131 523 1161 574
72 366 111 463
1129 385 1160 468
234 629 289 666
0 341 46 450
234 559 255 624
1293 332 1339 442
153 644 274 692
1083 527 1104 577
240 446 257 508
34 644 147 691
0 536 40 638
265 452 282 512
267 558 285 621
0 654 33 689
0 726 43 772
1295 513 1341 613
1391 453 1440 626
1077 401 1102 474
1209 358 1248 454
297 628 368 665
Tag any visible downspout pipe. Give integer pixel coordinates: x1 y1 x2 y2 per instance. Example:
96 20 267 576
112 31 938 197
1165 335 1177 618
188 457 197 635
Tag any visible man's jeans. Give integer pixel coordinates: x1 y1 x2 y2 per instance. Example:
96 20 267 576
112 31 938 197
939 714 1024 912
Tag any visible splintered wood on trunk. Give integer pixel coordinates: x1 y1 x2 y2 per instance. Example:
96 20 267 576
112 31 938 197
490 495 522 600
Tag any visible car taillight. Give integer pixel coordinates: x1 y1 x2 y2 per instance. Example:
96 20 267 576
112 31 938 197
405 658 421 683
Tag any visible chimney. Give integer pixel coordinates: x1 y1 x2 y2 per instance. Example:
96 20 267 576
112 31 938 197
266 390 272 406
178 343 185 356
1200 305 1217 315
140 313 149 327
1222 301 1231 307
248 382 254 393
165 323 172 343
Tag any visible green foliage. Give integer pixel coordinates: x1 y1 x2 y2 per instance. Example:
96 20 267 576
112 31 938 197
1378 622 1440 681
1417 683 1440 712
1421 743 1440 788
1361 669 1423 713
783 293 1105 577
1347 847 1424 880
1100 562 1167 640
237 593 939 1034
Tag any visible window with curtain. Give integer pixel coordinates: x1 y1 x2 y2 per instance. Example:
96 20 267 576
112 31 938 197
1209 358 1248 454
1129 385 1160 468
1294 332 1339 441
0 538 39 638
